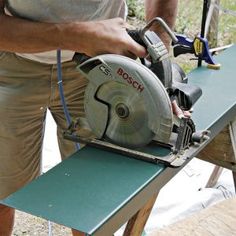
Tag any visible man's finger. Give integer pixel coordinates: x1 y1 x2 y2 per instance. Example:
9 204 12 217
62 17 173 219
127 38 147 58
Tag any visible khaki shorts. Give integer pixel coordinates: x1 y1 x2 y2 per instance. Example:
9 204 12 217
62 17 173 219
0 52 87 199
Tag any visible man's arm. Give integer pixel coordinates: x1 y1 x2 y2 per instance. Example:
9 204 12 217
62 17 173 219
0 0 146 57
145 0 178 48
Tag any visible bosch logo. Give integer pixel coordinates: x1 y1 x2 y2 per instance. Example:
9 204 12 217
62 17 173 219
117 68 144 93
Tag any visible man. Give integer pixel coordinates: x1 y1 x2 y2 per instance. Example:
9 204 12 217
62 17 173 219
0 0 178 235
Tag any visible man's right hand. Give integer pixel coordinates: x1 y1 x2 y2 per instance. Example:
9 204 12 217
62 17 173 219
60 18 147 58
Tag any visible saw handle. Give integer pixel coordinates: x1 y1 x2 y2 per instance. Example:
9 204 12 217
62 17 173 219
127 29 147 48
141 17 178 45
73 52 90 64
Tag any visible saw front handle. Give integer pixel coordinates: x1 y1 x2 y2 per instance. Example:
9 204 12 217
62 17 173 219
140 17 178 62
141 17 178 45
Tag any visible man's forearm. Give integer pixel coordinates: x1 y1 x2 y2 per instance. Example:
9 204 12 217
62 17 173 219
0 0 100 54
0 0 75 53
0 14 146 57
145 0 178 47
0 0 146 57
0 14 64 53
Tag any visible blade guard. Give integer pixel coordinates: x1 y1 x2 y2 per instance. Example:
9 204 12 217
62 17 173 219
77 54 173 146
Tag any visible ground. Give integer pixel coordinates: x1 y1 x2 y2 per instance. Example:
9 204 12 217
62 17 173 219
14 211 71 236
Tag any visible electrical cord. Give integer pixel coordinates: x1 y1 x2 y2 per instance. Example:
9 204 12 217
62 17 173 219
56 49 80 150
46 50 81 236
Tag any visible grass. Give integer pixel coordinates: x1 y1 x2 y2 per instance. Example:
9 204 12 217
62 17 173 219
175 0 236 45
218 0 236 44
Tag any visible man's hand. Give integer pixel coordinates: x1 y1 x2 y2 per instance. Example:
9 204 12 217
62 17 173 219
172 100 191 118
60 18 147 58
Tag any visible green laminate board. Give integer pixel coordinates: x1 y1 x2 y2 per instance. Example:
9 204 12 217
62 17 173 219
1 45 236 235
1 146 166 234
189 45 236 135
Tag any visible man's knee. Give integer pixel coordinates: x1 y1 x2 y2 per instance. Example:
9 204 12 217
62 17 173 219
0 204 15 223
0 203 14 216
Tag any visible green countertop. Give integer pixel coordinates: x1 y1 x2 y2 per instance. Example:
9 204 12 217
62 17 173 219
1 45 236 235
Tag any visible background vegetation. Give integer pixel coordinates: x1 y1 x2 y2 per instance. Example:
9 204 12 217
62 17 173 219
127 0 236 72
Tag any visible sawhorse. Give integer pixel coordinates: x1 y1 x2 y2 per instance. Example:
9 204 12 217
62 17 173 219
124 119 236 236
198 118 236 190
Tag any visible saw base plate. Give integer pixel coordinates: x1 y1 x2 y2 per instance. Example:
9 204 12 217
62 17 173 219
64 118 209 168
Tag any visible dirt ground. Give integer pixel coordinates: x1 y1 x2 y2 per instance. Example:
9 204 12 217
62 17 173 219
14 211 71 236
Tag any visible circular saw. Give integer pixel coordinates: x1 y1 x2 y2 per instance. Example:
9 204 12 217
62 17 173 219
79 54 173 148
64 18 204 167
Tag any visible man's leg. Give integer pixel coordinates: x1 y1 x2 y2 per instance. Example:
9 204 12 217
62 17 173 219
49 60 87 159
0 52 52 234
49 60 88 235
0 205 14 236
71 229 86 236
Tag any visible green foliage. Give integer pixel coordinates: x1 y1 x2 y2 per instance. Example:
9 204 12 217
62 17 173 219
175 0 236 46
126 0 145 20
218 0 236 44
127 0 236 45
127 0 236 72
126 0 137 17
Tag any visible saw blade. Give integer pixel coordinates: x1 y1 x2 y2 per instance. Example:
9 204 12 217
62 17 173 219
96 81 154 148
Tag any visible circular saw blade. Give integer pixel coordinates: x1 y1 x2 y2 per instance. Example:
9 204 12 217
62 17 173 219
96 81 154 148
